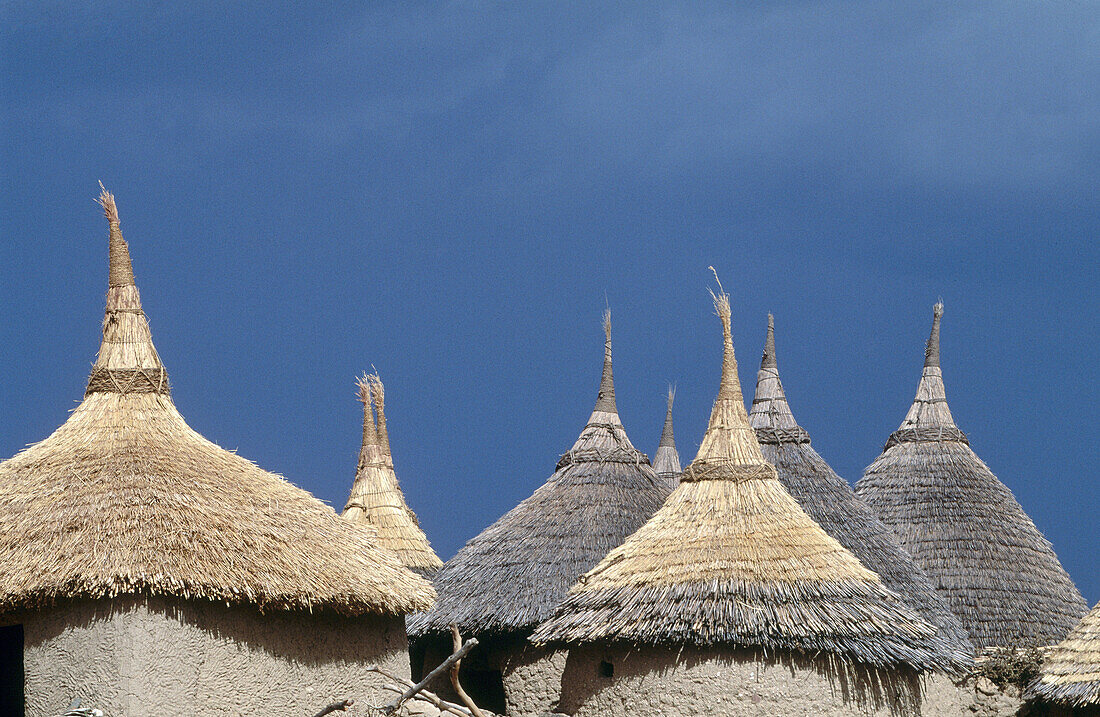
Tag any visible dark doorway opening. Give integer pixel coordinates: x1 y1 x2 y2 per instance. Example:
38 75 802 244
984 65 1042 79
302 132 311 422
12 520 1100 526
0 624 23 715
599 660 614 678
458 667 507 714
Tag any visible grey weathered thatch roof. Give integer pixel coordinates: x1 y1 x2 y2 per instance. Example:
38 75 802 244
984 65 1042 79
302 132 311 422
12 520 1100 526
855 303 1086 648
408 311 670 637
0 187 435 617
532 292 951 674
651 387 682 489
1027 602 1100 707
342 373 443 576
750 314 972 665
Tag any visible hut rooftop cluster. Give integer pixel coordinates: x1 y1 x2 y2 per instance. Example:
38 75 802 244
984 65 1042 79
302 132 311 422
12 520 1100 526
0 188 1090 717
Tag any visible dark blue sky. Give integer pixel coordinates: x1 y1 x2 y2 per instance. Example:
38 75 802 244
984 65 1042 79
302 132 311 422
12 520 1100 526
2 2 1097 604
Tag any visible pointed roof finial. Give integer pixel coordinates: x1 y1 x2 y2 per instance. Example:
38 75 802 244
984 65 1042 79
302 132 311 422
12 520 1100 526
356 374 380 450
593 308 617 414
710 288 742 404
658 385 676 448
761 313 777 370
85 185 167 397
96 181 135 288
925 302 944 368
693 276 767 468
369 373 392 460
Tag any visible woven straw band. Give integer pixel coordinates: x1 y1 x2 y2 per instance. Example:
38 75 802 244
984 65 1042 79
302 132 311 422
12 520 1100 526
754 426 811 445
557 447 647 469
681 461 776 483
885 425 969 449
85 367 171 397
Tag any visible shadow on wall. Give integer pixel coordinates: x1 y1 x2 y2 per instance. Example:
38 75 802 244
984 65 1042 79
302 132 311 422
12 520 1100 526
23 597 406 667
555 645 925 717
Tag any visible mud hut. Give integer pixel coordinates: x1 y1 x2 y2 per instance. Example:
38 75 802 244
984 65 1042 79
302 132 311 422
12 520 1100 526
531 290 955 717
651 387 682 489
1027 602 1100 715
749 314 972 663
0 188 434 717
855 303 1086 649
408 311 670 717
342 373 443 577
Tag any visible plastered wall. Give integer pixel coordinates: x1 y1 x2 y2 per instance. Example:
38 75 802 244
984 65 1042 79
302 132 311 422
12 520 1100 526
22 597 410 717
554 645 1024 717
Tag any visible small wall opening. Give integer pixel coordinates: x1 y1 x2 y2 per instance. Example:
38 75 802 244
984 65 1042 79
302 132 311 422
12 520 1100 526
598 660 614 678
0 624 23 715
459 667 507 714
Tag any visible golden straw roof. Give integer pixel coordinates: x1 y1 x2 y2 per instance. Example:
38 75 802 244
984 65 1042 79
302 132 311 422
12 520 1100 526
0 187 434 617
855 303 1086 648
342 373 443 576
1027 602 1100 707
532 291 950 672
651 386 681 489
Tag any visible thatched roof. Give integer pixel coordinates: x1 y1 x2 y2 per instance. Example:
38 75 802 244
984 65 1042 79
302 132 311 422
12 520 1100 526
651 387 682 489
531 292 951 673
408 311 670 637
1027 602 1100 707
342 373 443 576
855 303 1086 648
0 187 434 617
750 314 972 665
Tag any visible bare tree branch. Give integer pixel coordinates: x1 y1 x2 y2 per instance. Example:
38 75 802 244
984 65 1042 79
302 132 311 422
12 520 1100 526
310 699 354 717
380 638 478 715
449 625 488 717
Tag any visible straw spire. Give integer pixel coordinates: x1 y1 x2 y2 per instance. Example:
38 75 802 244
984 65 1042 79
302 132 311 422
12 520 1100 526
593 308 616 414
924 301 943 368
342 372 443 576
358 375 379 454
687 290 766 473
652 386 681 489
856 303 1086 648
750 315 972 662
371 373 393 463
0 188 434 617
86 182 167 398
409 311 670 637
761 312 777 369
98 182 135 289
658 386 676 448
1027 602 1100 707
533 287 951 678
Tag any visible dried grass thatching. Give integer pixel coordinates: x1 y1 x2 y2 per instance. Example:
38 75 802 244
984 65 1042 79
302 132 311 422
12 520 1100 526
532 291 951 673
408 310 671 637
342 373 443 576
855 303 1086 648
750 314 972 666
1027 602 1100 707
651 386 682 490
0 187 434 617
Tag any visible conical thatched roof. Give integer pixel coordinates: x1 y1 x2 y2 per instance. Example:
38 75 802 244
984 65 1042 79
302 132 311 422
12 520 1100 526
408 311 670 637
342 373 443 577
855 303 1086 649
532 292 949 673
1027 602 1100 707
0 187 434 617
651 387 682 489
750 314 972 664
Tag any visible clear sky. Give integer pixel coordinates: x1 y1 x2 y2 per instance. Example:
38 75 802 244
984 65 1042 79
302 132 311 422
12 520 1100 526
2 2 1097 604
